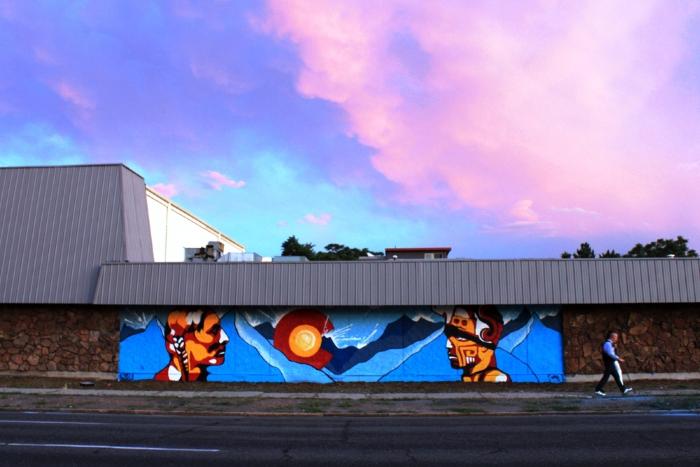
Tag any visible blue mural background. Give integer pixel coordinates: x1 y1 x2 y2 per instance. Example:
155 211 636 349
118 306 564 383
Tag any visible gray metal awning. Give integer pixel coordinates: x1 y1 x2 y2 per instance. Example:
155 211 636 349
93 258 700 306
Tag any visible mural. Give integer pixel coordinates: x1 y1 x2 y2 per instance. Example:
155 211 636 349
119 306 564 383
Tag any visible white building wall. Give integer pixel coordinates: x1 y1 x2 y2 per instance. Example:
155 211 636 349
146 188 245 262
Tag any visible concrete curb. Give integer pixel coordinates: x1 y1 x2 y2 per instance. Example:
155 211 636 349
7 407 700 418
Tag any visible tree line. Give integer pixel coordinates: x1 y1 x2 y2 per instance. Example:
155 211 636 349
281 235 383 261
561 236 697 259
280 235 698 261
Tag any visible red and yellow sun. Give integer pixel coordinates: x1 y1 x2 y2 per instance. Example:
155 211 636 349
273 309 334 369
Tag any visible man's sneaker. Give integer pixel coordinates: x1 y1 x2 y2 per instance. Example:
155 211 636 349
623 388 633 395
595 390 606 396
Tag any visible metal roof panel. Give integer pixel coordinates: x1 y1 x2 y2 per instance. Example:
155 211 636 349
0 165 153 304
93 258 700 306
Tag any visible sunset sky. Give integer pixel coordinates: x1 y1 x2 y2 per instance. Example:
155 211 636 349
1 0 699 257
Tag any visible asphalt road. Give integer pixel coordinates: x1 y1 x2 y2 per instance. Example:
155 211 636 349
0 411 698 466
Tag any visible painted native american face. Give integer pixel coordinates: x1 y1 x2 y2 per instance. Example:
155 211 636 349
444 306 503 374
165 310 229 371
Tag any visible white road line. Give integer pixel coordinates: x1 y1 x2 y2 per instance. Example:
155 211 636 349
0 420 104 425
4 442 220 453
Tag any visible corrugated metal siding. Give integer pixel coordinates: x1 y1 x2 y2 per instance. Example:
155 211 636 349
120 167 154 262
0 165 153 303
93 258 700 306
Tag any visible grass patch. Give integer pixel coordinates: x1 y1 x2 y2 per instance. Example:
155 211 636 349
297 400 325 413
211 400 235 406
642 397 700 411
373 399 397 406
550 404 579 412
451 407 486 414
430 399 461 407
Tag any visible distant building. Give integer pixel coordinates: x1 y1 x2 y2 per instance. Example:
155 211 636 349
146 187 244 261
385 247 451 260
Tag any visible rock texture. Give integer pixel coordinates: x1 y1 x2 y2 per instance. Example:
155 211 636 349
563 304 700 374
0 306 119 373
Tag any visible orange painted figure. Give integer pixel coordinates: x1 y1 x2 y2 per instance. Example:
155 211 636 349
444 306 510 382
155 309 229 382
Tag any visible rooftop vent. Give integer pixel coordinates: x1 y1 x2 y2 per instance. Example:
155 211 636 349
218 252 263 263
185 241 225 262
271 256 310 263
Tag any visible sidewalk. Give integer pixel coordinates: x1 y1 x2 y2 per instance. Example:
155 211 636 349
0 377 698 416
2 386 699 399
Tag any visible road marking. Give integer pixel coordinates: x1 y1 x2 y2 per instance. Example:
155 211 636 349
3 442 220 453
0 420 104 425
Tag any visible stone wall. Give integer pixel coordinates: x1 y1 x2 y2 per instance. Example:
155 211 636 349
0 305 119 373
563 304 700 374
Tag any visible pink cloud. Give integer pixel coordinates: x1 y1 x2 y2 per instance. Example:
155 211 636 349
0 1 17 20
201 170 246 190
189 60 252 95
51 81 95 110
510 199 538 223
302 212 332 225
32 46 57 65
260 0 700 237
0 99 13 115
151 183 179 198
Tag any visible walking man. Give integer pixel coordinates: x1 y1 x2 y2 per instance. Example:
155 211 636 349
594 331 633 396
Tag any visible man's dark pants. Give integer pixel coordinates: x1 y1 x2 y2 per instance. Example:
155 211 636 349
595 360 625 393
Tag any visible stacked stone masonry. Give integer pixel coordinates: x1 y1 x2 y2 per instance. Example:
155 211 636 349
563 304 700 374
0 306 119 373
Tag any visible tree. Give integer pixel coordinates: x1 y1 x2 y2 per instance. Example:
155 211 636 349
314 243 378 261
598 249 621 258
561 242 595 258
280 236 383 261
561 236 697 259
281 235 315 259
624 236 698 258
574 242 595 258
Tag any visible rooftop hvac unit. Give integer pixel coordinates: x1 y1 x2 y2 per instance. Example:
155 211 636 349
218 252 263 263
271 256 310 262
185 241 225 262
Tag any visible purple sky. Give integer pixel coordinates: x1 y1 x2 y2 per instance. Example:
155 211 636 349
1 0 699 258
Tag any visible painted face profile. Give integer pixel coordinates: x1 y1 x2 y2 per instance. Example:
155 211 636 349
156 309 229 382
444 306 510 383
